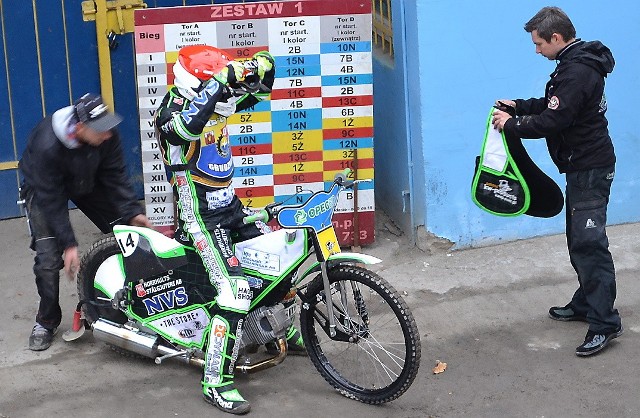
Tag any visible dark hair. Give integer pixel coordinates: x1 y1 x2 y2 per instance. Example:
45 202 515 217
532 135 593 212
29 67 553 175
524 6 576 42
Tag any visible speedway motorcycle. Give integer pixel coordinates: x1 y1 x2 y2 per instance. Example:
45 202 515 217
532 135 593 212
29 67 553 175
66 170 421 404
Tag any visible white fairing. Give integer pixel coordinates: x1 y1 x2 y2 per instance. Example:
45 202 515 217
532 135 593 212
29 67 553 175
113 225 184 257
147 307 210 347
94 254 126 299
234 229 305 276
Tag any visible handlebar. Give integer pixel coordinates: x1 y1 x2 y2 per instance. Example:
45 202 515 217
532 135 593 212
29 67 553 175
242 208 271 225
242 169 368 225
333 168 352 186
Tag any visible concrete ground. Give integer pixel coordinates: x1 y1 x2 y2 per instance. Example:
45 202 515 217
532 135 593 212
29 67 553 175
1 209 639 417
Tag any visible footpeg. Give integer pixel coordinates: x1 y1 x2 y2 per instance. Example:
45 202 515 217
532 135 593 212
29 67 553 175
155 350 189 364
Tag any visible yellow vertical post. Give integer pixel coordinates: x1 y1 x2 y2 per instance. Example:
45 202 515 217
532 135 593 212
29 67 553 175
94 0 115 109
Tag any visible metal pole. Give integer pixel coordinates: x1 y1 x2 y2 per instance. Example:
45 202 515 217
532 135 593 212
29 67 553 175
94 0 115 109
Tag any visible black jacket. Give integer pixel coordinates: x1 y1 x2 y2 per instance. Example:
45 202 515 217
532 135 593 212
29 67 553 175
19 112 143 249
504 40 616 173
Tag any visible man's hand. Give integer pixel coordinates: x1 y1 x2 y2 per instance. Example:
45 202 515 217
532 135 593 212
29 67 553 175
495 99 516 109
63 246 80 281
129 214 154 229
492 109 512 132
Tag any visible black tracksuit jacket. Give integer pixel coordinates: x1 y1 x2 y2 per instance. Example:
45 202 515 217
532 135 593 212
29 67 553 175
19 115 143 249
503 40 616 173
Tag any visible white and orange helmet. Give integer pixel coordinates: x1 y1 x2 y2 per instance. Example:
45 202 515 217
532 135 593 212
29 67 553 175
172 45 231 100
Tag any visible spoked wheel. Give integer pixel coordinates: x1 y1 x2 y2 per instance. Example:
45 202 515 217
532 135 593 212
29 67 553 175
299 265 421 404
77 235 143 357
77 235 127 325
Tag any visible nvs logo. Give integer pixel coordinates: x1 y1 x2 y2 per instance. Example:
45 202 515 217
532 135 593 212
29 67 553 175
143 286 188 315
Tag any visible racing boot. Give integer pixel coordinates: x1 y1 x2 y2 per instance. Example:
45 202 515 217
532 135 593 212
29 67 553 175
203 382 250 415
202 315 250 415
286 324 307 355
265 323 306 355
266 291 307 356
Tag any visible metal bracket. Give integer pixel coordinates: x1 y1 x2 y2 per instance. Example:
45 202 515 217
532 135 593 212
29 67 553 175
80 0 146 109
81 0 147 34
402 190 410 213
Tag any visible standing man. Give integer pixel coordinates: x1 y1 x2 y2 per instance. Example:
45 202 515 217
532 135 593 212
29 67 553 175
492 7 621 356
155 45 305 415
19 93 152 351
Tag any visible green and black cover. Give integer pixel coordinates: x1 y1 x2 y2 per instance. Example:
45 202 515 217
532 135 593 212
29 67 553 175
472 108 563 218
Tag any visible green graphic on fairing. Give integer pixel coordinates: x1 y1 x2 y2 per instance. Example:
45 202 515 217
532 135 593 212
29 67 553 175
471 108 531 216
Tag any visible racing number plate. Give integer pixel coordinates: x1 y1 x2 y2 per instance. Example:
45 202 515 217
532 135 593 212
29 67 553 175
317 228 341 260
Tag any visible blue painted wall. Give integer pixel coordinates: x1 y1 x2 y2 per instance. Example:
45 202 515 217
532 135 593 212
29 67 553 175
373 2 423 238
374 1 640 248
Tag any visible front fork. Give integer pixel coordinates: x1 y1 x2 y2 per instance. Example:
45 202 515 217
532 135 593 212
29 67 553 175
313 262 368 342
320 261 338 337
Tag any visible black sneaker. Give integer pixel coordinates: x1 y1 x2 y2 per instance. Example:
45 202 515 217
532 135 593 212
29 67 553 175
549 305 587 322
575 326 623 357
28 324 56 351
203 383 251 415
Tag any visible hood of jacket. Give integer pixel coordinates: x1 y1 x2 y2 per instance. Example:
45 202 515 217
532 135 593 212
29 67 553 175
52 106 82 149
558 39 615 77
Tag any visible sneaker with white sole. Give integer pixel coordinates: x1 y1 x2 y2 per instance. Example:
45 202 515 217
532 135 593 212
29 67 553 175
28 323 56 351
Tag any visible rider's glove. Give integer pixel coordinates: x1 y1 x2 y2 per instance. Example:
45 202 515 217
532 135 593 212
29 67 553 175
250 51 274 79
263 202 278 223
224 61 259 94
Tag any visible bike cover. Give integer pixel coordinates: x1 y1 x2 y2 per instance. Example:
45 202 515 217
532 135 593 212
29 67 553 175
471 108 563 218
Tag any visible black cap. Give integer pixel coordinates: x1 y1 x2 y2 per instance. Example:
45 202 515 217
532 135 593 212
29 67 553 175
74 93 123 132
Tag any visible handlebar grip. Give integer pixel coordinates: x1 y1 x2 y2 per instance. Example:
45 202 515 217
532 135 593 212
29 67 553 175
334 168 353 184
242 209 269 225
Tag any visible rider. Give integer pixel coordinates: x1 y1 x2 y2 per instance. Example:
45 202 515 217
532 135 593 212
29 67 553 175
154 45 303 415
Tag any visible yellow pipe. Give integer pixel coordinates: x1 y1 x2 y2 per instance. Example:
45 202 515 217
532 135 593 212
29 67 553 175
32 0 46 117
94 0 114 109
0 161 19 171
1 0 19 166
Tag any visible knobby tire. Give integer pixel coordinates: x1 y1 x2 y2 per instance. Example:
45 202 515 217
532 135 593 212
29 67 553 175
299 265 421 404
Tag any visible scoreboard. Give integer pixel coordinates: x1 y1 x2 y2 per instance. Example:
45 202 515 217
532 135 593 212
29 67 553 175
134 0 375 245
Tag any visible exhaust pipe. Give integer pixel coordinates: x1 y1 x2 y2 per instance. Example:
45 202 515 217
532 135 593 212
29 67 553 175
92 319 287 372
91 319 204 367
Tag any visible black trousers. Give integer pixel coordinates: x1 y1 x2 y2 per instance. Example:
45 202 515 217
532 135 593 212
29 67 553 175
21 184 123 330
565 165 621 333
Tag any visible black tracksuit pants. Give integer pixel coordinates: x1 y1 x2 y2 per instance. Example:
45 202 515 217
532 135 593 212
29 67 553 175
565 164 621 333
21 184 123 330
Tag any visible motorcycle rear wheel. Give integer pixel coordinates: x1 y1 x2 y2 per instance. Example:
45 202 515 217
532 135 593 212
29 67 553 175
77 235 128 326
299 265 421 404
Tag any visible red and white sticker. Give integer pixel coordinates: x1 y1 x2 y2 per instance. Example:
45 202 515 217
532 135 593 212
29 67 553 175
548 96 560 110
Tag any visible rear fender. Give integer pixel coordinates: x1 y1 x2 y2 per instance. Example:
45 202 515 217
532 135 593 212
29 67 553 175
113 226 188 280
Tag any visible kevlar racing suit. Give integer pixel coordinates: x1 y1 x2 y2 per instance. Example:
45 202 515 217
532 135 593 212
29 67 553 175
154 52 275 407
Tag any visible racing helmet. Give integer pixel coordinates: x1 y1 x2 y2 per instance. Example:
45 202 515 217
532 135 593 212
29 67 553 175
173 45 231 100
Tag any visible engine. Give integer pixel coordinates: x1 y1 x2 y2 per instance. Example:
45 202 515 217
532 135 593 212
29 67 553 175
239 303 294 347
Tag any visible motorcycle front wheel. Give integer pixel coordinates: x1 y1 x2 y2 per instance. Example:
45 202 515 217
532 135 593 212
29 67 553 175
299 265 421 404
